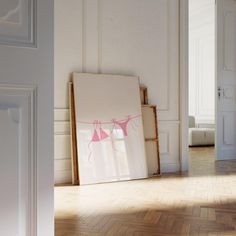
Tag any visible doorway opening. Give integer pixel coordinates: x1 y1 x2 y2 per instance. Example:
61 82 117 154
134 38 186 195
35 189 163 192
188 0 216 175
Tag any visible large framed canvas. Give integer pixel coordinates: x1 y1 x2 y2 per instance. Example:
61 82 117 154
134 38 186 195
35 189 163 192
72 73 148 185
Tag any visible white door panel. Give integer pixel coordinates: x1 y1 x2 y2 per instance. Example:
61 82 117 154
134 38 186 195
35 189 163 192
0 0 53 235
0 87 36 236
216 0 236 160
0 109 19 236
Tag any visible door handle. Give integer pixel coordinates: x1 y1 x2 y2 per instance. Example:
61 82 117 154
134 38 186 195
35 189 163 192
218 87 221 99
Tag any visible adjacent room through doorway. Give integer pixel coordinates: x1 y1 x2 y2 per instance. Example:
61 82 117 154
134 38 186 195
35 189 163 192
188 0 216 174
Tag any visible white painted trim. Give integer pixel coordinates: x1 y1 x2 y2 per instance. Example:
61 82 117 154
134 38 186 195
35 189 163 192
215 0 219 160
161 162 181 173
54 108 70 121
0 84 37 236
180 0 189 172
0 0 37 47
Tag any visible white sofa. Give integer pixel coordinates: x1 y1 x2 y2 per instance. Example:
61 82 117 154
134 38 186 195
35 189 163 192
189 116 215 146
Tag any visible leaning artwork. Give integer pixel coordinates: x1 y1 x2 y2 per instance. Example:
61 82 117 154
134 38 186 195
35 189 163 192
72 73 148 185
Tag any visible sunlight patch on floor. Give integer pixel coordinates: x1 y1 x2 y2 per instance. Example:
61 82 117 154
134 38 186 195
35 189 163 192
55 174 236 218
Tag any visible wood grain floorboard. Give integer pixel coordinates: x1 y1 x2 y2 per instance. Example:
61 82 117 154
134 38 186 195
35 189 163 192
55 147 236 235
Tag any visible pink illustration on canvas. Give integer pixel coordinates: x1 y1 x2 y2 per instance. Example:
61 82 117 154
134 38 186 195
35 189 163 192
78 115 141 161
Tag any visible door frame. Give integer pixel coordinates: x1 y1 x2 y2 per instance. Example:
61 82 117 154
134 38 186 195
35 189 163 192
180 0 217 171
180 0 189 172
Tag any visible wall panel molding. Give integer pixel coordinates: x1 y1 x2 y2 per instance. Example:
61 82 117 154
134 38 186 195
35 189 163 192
0 84 37 236
54 108 72 184
82 0 100 73
98 0 103 74
82 0 179 121
159 132 170 154
223 11 236 72
159 123 180 170
159 0 170 112
82 0 86 72
54 0 181 182
161 163 180 173
0 0 36 47
55 108 70 122
54 0 83 108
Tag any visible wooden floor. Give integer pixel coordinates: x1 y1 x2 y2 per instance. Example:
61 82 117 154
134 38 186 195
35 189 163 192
55 147 236 235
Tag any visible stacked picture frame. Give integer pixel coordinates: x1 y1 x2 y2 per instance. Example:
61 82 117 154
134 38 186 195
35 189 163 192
140 85 161 176
69 81 161 185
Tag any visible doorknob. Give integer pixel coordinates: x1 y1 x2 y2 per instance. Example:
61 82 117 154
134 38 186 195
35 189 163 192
218 87 221 99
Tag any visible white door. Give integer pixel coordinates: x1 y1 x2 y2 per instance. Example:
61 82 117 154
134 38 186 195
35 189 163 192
0 1 54 236
216 0 236 160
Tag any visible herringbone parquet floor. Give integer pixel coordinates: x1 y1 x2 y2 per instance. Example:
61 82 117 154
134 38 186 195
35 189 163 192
55 147 236 235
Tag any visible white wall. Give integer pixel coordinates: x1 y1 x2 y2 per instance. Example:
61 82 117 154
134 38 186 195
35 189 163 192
54 0 180 184
189 0 215 125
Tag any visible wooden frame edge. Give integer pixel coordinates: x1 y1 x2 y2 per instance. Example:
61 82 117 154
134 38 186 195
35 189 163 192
69 82 80 185
153 106 161 175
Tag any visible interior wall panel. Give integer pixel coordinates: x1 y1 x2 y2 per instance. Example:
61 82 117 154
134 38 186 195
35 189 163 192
54 0 83 183
83 0 100 73
54 109 72 184
54 0 83 109
159 122 180 173
94 0 179 121
54 0 180 183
